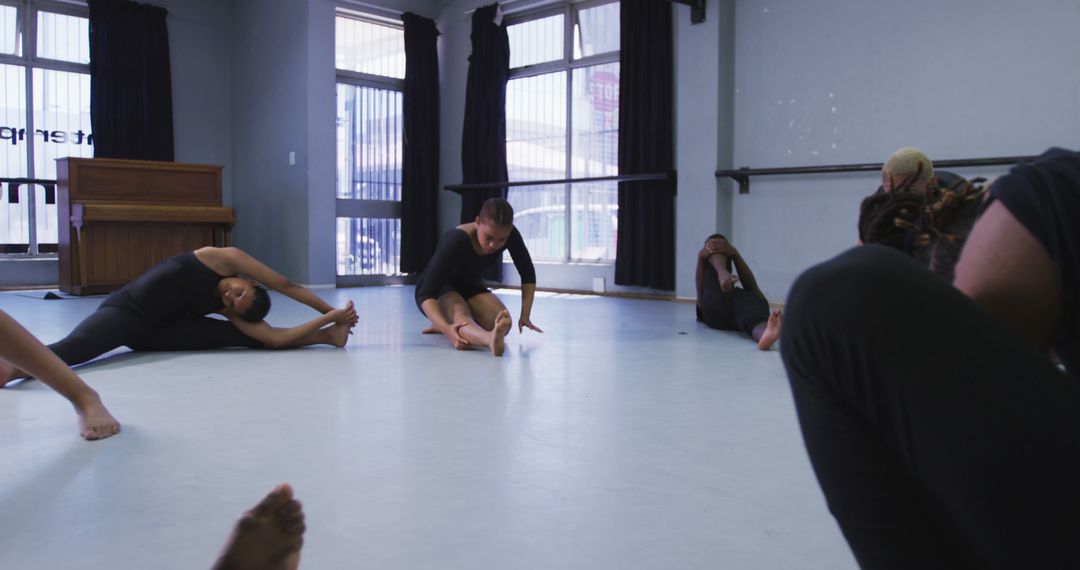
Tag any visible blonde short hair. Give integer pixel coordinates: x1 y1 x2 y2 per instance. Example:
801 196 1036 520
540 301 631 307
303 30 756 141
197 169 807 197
883 147 934 186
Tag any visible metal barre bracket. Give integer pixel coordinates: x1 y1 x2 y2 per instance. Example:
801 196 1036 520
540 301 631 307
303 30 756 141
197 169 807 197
671 0 706 24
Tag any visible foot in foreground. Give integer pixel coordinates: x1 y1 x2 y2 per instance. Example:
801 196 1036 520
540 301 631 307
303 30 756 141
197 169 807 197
212 484 306 570
491 310 512 357
76 394 121 440
758 310 783 351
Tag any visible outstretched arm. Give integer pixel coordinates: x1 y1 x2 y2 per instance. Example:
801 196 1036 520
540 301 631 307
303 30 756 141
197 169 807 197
227 301 356 349
506 228 542 333
518 283 543 333
198 247 334 314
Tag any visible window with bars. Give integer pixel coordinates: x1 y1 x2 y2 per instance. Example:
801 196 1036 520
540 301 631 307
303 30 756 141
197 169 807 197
505 1 619 263
1 1 92 256
334 12 405 279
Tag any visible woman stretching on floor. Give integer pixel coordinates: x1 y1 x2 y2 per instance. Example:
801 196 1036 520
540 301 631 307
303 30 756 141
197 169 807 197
416 197 540 356
1 246 358 383
696 234 782 349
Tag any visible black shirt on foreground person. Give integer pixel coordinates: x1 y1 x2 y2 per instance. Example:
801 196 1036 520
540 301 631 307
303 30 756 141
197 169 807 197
414 197 540 356
781 147 1080 569
5 246 358 374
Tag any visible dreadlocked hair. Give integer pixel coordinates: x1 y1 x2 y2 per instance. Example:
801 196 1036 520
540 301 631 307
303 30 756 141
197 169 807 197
858 191 927 253
923 176 988 244
859 177 988 256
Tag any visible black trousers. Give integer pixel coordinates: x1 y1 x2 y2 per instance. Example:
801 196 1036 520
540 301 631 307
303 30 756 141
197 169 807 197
699 263 770 336
781 245 1080 570
48 298 263 367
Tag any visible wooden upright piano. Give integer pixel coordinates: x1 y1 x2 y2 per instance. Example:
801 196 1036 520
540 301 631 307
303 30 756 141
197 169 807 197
57 158 235 295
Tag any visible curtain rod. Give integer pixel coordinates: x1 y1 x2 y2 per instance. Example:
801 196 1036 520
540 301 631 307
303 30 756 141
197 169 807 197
337 0 404 19
464 0 561 18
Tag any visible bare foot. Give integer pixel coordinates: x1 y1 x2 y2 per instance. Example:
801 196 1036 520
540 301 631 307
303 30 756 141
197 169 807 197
75 395 121 441
757 310 782 350
420 325 439 334
490 310 512 357
720 275 739 293
212 484 306 570
327 323 353 348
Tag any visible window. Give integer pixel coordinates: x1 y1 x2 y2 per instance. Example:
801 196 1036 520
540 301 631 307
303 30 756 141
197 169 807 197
1 0 92 257
505 1 619 263
334 12 405 282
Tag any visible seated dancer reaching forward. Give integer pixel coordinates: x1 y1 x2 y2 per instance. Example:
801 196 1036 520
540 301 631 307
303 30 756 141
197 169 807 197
782 148 1080 569
695 234 782 350
416 197 540 356
1 246 358 383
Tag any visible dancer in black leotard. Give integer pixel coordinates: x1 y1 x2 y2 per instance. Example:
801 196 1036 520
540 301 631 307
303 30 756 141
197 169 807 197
695 234 782 349
1 246 358 380
415 198 540 356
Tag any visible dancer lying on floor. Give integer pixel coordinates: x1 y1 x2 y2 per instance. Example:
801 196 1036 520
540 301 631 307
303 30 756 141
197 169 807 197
695 234 782 349
415 197 540 356
0 309 120 440
782 147 1080 569
2 246 357 384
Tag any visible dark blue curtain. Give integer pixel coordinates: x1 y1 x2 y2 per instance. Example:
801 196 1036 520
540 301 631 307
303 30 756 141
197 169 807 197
459 3 509 281
614 0 675 290
400 13 441 274
459 3 509 223
88 0 174 161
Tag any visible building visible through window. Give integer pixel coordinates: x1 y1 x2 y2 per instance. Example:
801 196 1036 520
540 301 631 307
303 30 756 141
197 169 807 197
505 1 620 263
334 11 405 280
1 0 92 256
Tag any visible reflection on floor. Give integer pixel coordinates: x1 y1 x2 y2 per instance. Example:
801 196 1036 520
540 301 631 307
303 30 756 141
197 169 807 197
0 286 855 570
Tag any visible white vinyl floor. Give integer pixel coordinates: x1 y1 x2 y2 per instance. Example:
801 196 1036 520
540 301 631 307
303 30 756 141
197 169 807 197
0 286 857 570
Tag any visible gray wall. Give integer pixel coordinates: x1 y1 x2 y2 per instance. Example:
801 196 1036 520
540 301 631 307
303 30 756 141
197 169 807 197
730 0 1080 302
230 0 316 284
162 0 233 196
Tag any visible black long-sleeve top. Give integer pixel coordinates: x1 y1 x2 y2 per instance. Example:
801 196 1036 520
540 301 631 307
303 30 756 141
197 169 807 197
415 227 536 305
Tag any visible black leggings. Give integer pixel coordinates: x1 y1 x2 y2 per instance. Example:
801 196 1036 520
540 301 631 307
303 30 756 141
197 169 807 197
781 245 1080 570
48 302 263 367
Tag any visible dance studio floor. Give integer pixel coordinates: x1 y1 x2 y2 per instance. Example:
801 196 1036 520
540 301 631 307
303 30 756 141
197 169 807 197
0 286 856 570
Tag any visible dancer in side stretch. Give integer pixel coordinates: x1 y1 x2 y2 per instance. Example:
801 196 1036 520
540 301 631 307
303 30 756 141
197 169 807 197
1 246 357 384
